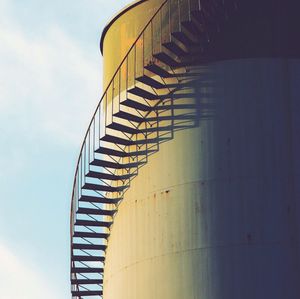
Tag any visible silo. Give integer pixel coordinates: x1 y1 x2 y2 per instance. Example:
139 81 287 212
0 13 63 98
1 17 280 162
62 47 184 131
70 1 300 298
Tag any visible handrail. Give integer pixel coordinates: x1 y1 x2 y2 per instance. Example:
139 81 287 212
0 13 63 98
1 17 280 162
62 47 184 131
70 0 168 295
70 0 168 229
69 0 231 297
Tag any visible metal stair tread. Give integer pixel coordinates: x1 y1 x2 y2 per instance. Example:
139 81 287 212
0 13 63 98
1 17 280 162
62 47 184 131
86 170 132 181
107 122 139 134
77 207 116 216
72 243 107 250
172 31 199 47
127 86 158 100
82 183 126 193
146 113 197 122
71 267 104 273
71 278 103 285
114 111 145 123
144 63 172 78
72 255 105 262
153 52 182 67
162 41 189 57
100 134 135 146
121 98 153 111
136 75 165 89
73 231 109 239
74 219 112 228
90 158 139 169
72 290 103 297
95 146 128 157
79 195 121 204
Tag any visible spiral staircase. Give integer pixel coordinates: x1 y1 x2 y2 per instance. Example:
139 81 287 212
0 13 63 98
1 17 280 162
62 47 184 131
70 0 238 298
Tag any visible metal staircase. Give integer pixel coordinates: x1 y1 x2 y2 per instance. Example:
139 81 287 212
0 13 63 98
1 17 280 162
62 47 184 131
70 0 238 298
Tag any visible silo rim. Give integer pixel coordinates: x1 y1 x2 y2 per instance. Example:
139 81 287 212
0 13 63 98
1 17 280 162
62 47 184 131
100 0 147 55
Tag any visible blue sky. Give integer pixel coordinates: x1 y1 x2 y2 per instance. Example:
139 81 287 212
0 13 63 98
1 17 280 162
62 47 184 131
0 0 132 298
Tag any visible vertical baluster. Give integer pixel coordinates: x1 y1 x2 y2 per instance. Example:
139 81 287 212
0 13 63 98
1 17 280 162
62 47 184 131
93 118 95 161
104 93 107 137
170 0 180 33
161 1 171 45
97 107 100 154
143 25 152 66
75 175 78 218
119 59 127 111
78 158 82 204
114 70 120 110
152 11 162 55
106 84 113 127
83 137 86 179
88 129 90 170
119 69 121 109
126 57 128 94
190 0 200 11
136 38 144 79
127 48 135 90
111 82 114 128
179 0 190 23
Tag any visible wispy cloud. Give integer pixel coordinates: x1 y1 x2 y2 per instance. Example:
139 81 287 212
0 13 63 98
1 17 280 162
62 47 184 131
0 6 102 149
0 242 64 299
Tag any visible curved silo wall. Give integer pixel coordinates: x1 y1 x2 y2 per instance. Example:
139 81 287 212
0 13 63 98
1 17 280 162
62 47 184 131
100 1 300 298
102 58 300 299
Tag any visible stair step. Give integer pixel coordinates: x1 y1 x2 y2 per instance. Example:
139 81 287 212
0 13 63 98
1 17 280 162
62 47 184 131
71 267 103 273
145 63 171 78
79 195 121 204
135 136 169 145
181 19 202 36
107 122 139 134
86 170 132 181
71 278 103 285
72 255 105 262
121 99 153 111
95 146 128 157
154 103 196 110
82 183 125 192
72 290 102 298
114 111 144 123
82 183 126 193
72 290 102 297
128 87 158 100
136 75 165 89
72 243 107 251
172 31 198 47
73 231 109 239
162 41 189 57
153 52 181 67
146 63 201 79
101 134 135 146
75 219 112 228
120 93 195 107
90 158 139 169
141 124 185 133
158 92 196 100
77 207 116 216
147 113 196 122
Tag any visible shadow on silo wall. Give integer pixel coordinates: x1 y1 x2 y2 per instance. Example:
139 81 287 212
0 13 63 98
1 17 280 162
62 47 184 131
190 58 300 299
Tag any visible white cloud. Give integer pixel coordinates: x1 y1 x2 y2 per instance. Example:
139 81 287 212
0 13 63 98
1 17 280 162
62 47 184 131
0 11 102 148
0 242 64 299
